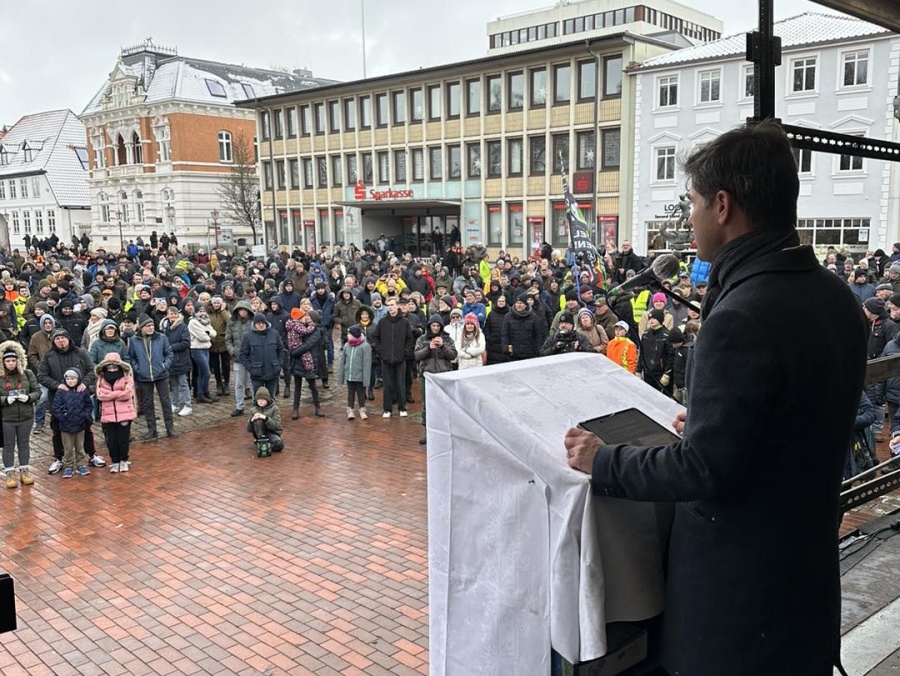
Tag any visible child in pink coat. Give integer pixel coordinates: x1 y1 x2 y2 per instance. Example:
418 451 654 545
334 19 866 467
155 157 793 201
95 353 137 473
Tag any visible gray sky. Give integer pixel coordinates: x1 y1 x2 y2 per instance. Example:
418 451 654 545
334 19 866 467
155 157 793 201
0 0 840 126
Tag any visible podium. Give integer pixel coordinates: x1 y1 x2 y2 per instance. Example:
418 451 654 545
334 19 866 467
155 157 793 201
426 353 682 676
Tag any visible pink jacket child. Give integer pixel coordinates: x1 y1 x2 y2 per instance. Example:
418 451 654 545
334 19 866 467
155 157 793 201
95 352 137 473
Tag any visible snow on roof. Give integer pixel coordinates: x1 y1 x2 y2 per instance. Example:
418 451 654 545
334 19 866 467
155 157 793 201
0 110 89 207
83 51 337 113
637 12 892 70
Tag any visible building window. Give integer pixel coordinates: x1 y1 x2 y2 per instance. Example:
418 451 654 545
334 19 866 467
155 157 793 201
698 69 721 104
343 99 356 131
10 211 18 234
410 88 424 122
47 209 56 233
287 107 298 137
303 158 313 188
276 160 287 189
578 60 596 101
656 147 676 181
577 131 595 169
314 103 326 134
508 138 523 176
792 147 813 175
792 57 817 93
289 159 300 189
20 179 28 199
35 174 45 194
411 148 424 181
395 150 407 182
553 64 571 104
842 50 869 87
508 72 524 110
508 204 524 246
429 146 443 179
658 75 678 107
260 111 271 140
552 133 569 174
375 94 389 127
218 131 233 163
331 155 343 186
487 205 502 246
467 79 481 116
22 210 31 234
448 145 461 179
467 143 481 178
361 152 373 183
392 91 406 124
0 181 4 199
8 180 15 199
360 97 372 129
796 217 870 249
0 148 7 166
743 65 755 99
328 101 340 133
34 210 43 234
486 75 502 113
602 129 621 169
530 68 547 107
346 155 358 183
132 132 143 164
428 86 441 121
486 140 502 177
301 106 312 135
530 136 546 175
94 136 108 167
273 109 284 139
839 150 863 172
377 151 390 183
603 55 623 97
446 82 461 118
263 161 273 189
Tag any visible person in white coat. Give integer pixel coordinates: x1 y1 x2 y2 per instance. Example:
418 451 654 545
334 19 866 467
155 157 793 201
456 312 486 370
188 305 217 404
445 307 465 369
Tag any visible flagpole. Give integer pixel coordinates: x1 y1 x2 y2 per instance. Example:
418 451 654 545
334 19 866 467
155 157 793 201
361 0 368 78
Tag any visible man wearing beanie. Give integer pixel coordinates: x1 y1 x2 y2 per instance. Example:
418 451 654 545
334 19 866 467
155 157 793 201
37 328 104 472
239 312 286 398
540 310 591 356
414 314 457 444
127 314 177 440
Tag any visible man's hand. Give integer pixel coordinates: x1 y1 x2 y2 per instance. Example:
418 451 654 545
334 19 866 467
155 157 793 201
564 427 605 474
76 384 86 393
58 384 69 392
672 411 686 436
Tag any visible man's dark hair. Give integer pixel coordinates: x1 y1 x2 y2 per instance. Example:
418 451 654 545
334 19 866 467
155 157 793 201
682 119 799 231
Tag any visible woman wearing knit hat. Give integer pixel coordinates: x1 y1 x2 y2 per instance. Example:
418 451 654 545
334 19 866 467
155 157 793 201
456 313 485 370
285 308 326 419
0 341 40 488
414 315 458 444
575 307 610 355
336 324 372 420
637 292 674 338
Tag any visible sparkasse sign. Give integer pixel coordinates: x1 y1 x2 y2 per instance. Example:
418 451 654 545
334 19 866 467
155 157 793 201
353 180 414 202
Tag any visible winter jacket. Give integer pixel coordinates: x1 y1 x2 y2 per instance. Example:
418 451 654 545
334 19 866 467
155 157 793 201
461 301 487 327
265 299 289 347
310 290 336 328
333 288 362 331
638 326 669 376
0 341 40 422
27 324 55 371
89 320 130 366
415 328 458 375
372 312 414 365
455 329 486 370
483 304 510 365
225 300 254 361
337 338 373 387
286 320 324 379
208 306 231 353
501 306 542 361
246 387 283 436
127 332 173 382
239 324 287 381
95 354 138 423
606 336 638 373
55 311 86 346
540 329 593 356
188 316 216 350
51 386 94 433
163 316 191 376
37 340 97 403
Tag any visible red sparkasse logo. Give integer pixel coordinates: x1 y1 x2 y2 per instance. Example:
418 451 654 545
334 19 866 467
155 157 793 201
353 180 414 201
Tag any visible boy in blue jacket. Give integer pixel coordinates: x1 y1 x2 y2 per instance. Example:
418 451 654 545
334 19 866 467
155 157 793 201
52 368 95 478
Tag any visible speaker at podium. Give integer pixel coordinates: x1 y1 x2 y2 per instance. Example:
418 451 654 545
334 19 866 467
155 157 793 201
425 353 680 676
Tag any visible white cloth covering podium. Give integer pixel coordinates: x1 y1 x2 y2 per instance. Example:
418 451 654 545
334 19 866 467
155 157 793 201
426 352 683 676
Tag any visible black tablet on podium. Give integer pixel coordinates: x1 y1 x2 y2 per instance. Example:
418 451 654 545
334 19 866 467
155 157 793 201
579 408 680 447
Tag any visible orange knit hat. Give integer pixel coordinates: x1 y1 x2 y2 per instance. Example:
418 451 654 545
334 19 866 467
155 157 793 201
290 308 304 320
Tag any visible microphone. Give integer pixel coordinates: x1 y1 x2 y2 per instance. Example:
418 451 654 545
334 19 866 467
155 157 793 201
608 254 681 296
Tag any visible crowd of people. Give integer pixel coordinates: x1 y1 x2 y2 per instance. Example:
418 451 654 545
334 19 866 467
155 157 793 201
0 217 896 483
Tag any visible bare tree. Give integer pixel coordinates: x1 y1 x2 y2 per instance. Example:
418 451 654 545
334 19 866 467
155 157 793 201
218 130 260 245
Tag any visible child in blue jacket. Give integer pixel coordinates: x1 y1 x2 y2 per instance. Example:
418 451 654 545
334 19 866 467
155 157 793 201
51 368 95 478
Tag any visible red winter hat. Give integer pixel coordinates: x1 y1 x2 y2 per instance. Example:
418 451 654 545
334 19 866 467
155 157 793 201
464 312 479 325
290 308 304 320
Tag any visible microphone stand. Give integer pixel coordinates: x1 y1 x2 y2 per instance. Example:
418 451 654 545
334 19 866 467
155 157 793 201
647 280 702 315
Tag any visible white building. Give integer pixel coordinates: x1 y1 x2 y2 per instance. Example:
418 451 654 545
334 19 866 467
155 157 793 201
630 12 900 257
487 0 723 55
0 109 91 252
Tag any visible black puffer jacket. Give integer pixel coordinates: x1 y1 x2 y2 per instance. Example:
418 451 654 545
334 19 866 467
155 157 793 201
501 306 542 361
163 315 192 376
484 304 510 365
37 340 97 403
372 312 413 365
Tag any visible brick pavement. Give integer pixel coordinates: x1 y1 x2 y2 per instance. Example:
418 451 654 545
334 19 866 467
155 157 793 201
1 378 431 675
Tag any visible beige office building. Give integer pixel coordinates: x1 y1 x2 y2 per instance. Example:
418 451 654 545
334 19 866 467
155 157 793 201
241 34 682 258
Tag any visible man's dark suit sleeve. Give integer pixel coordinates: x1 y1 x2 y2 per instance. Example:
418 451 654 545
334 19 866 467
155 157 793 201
591 306 775 502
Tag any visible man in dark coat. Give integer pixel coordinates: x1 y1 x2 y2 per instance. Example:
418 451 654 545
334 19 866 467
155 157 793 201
128 315 176 440
564 121 867 676
239 313 287 397
371 297 413 418
501 291 542 361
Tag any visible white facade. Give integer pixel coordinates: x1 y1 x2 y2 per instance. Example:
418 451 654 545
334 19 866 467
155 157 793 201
487 0 723 55
630 12 900 256
0 109 91 252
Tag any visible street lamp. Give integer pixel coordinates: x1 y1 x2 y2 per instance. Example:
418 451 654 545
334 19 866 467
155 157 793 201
210 208 220 250
115 210 123 253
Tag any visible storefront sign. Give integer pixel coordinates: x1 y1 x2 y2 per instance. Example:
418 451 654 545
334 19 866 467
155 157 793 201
354 179 414 202
598 215 618 244
573 172 594 194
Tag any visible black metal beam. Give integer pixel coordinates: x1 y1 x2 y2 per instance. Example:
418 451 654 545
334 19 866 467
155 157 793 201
784 124 900 162
813 0 900 34
865 354 900 385
841 461 900 513
747 0 781 120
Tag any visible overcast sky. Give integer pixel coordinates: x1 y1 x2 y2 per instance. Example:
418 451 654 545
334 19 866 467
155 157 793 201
0 0 841 126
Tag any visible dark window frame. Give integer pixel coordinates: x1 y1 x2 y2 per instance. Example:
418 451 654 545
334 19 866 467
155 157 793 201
603 55 623 99
375 93 389 128
344 98 357 131
507 71 524 111
428 85 442 121
577 59 597 102
553 64 571 105
446 81 461 119
466 78 481 117
601 128 621 169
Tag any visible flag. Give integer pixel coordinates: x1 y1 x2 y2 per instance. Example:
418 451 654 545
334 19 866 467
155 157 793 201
560 156 606 289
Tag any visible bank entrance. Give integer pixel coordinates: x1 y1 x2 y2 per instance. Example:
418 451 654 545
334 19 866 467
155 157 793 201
341 200 461 259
